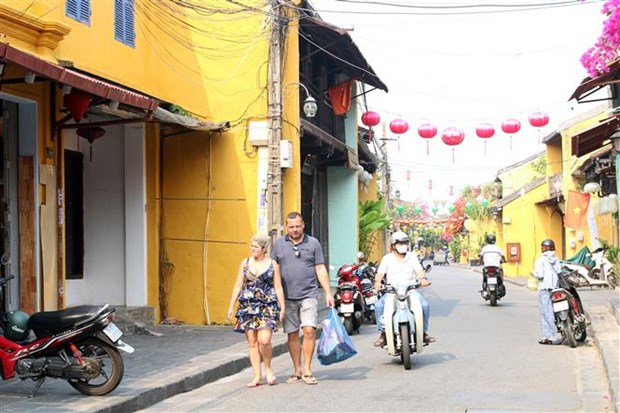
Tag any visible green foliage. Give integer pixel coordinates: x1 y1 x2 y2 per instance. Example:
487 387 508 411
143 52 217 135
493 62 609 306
449 235 462 262
530 156 547 176
359 199 392 259
601 239 620 275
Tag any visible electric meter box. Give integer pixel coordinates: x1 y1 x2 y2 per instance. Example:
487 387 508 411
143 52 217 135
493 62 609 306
248 120 269 146
280 140 293 168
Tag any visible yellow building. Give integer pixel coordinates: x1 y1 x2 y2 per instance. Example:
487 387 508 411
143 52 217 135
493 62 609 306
0 1 386 324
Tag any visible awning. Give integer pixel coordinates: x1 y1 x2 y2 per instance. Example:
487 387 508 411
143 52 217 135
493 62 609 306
0 42 159 111
301 118 347 155
571 116 619 157
299 17 388 93
154 107 229 131
569 58 620 102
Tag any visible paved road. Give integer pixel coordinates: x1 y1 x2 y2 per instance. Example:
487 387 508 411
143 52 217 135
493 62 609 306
140 265 614 412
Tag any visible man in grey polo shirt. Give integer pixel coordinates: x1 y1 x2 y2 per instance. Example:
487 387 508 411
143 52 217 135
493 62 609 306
271 211 334 385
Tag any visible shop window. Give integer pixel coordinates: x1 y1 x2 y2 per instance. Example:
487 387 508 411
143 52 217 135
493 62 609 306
66 0 91 26
114 0 135 48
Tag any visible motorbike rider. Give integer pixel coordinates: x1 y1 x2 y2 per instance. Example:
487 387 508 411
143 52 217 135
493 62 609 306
478 234 506 297
372 231 435 347
532 238 562 345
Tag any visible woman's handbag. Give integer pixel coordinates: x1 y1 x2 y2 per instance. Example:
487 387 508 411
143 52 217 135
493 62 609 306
316 308 357 366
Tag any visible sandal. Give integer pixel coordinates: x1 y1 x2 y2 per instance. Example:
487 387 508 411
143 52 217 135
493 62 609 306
286 375 301 384
267 375 277 386
423 333 436 344
246 379 262 388
538 339 553 345
302 374 318 385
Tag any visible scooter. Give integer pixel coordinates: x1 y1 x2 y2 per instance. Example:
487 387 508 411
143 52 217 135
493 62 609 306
357 261 378 324
380 279 425 370
480 265 506 306
561 247 617 289
0 275 134 397
551 269 587 348
334 264 365 335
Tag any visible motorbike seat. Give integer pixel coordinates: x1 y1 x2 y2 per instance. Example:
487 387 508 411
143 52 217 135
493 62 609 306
29 305 111 337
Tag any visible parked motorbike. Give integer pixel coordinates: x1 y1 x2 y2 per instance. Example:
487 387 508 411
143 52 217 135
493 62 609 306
380 279 426 370
357 261 378 324
551 269 587 348
0 275 134 397
561 247 617 289
480 265 506 306
334 264 365 335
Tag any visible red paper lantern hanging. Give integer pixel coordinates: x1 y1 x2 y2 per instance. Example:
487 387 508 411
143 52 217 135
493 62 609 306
389 119 409 150
417 123 437 155
361 111 380 142
441 127 465 163
63 90 92 122
361 111 380 127
475 123 495 156
76 126 106 161
501 118 521 151
528 111 549 128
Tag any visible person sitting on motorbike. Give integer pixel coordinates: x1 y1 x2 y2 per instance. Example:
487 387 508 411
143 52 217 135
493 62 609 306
478 234 506 297
372 231 435 348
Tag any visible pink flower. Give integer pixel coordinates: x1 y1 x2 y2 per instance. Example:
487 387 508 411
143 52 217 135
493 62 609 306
581 0 620 78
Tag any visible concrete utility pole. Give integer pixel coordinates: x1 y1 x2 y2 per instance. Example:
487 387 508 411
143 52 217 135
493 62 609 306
267 0 284 245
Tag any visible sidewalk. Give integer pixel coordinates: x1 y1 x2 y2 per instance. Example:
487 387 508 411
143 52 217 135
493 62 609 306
0 271 617 413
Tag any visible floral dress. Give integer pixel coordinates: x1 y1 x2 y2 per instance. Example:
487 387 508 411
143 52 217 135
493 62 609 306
234 258 280 333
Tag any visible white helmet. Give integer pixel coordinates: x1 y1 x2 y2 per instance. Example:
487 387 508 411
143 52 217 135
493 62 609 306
390 231 409 245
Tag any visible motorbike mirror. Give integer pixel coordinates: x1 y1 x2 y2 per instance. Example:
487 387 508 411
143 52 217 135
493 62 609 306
356 251 365 259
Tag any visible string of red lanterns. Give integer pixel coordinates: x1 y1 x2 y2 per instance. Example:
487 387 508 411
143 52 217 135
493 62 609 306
360 111 549 159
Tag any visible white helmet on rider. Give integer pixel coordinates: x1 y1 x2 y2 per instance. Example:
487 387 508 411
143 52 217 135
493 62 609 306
390 231 410 255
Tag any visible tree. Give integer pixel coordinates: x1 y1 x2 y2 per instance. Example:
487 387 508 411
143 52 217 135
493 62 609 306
359 199 392 259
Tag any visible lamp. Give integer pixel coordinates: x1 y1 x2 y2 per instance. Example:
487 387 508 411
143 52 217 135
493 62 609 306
285 82 317 118
24 71 36 84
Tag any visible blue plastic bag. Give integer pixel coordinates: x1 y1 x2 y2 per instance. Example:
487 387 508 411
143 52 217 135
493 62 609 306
316 308 357 366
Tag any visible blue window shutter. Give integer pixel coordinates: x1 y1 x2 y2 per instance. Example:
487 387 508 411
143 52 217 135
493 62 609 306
114 0 135 48
66 0 90 25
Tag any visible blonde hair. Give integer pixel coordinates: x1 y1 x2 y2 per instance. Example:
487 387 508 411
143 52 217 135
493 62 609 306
251 233 270 250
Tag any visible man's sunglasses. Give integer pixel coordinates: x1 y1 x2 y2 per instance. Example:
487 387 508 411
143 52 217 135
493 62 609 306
293 245 301 258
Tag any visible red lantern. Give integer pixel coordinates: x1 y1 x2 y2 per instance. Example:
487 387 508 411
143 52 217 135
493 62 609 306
501 118 521 150
63 90 92 122
528 112 549 128
475 123 495 156
418 123 437 155
389 119 409 150
361 111 380 127
441 127 465 163
76 126 106 161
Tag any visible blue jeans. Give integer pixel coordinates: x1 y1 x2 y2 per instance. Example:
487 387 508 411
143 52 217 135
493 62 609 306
375 290 430 333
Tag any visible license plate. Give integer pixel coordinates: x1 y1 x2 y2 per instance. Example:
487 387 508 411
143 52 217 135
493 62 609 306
488 277 497 284
553 300 569 312
340 303 354 313
365 295 377 305
103 322 123 342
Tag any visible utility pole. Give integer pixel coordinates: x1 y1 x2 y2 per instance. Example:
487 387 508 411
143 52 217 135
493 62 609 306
267 0 284 246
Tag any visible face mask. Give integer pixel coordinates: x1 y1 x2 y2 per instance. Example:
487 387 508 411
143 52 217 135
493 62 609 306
395 244 408 254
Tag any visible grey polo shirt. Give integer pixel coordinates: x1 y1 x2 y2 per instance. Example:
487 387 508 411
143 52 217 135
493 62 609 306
271 234 325 300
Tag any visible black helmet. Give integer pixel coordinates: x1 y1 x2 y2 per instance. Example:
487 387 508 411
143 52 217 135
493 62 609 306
486 234 496 244
541 239 555 250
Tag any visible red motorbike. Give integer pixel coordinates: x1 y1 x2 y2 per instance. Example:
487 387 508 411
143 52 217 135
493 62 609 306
0 275 134 397
334 264 365 335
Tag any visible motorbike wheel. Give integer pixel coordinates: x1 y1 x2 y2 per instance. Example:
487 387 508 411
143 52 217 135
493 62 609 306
68 338 124 396
576 321 587 342
399 324 411 370
490 292 497 307
562 319 577 348
608 272 618 289
369 312 376 325
343 317 354 336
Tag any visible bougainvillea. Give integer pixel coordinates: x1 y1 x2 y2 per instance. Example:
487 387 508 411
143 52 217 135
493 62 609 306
581 0 620 78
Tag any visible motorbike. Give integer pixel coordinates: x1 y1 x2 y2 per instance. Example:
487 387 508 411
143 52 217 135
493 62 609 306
551 269 588 348
0 275 134 397
561 247 617 289
480 265 506 306
356 261 378 324
380 279 426 370
334 263 365 335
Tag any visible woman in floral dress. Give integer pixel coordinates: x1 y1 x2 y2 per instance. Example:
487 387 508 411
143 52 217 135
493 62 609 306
227 233 285 387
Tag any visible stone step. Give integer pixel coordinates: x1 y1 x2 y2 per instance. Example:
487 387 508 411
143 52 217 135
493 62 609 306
113 306 156 336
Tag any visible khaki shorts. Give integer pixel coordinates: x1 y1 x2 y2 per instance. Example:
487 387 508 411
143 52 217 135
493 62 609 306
283 297 318 333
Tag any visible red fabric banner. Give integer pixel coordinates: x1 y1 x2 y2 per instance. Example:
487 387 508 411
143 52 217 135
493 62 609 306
327 80 352 115
564 190 590 229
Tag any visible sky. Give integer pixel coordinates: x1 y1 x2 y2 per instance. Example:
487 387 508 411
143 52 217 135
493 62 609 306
309 0 609 203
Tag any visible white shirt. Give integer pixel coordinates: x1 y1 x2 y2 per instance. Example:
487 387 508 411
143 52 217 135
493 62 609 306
377 252 425 285
479 244 504 267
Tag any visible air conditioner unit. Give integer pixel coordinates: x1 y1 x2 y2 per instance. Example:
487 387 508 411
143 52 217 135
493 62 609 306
280 140 293 168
